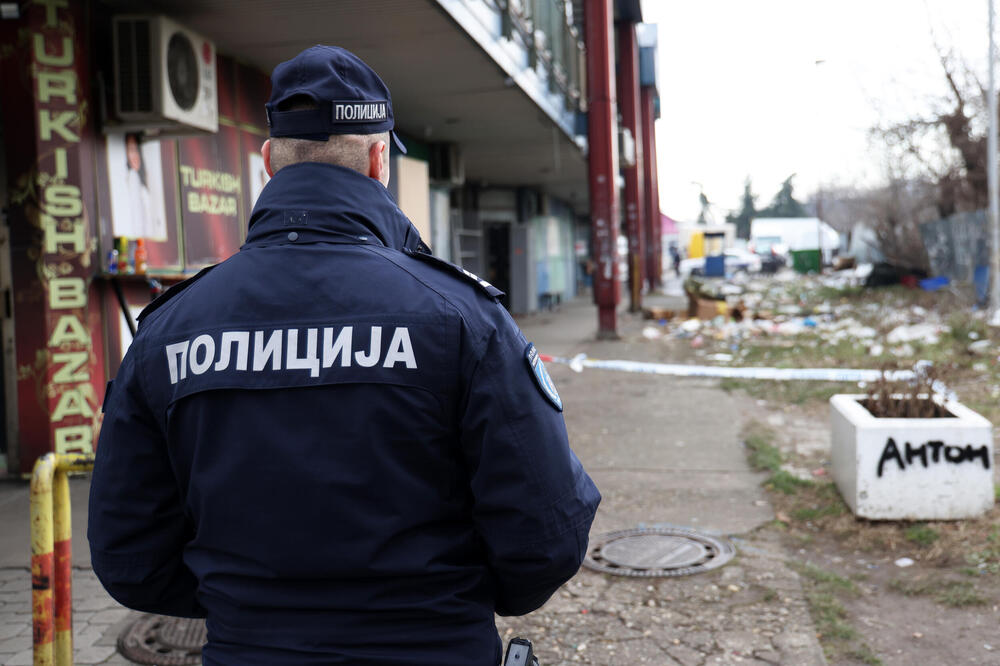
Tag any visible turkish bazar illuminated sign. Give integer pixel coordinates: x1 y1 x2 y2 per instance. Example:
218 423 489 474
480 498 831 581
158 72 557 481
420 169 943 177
32 0 99 458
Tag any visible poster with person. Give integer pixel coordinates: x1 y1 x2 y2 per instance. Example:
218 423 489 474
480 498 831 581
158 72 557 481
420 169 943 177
248 151 268 209
106 132 168 242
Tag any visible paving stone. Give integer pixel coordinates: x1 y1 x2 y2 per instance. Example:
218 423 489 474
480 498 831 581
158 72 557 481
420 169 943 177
97 613 140 647
73 625 105 648
100 653 138 665
0 621 24 639
5 647 34 666
74 644 118 664
89 608 130 624
74 595 121 611
0 632 32 652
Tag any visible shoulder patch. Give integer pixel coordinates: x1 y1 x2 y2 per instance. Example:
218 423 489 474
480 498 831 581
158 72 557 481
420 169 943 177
403 249 504 298
136 264 219 326
525 342 562 411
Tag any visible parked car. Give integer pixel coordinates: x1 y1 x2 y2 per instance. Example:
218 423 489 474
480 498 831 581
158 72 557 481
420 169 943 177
723 248 762 274
679 249 761 278
749 237 789 274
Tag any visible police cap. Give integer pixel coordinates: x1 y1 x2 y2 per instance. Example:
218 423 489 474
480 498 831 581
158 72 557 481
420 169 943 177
265 45 406 153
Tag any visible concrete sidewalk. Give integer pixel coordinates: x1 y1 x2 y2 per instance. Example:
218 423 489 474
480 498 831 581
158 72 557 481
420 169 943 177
505 293 826 664
0 291 824 665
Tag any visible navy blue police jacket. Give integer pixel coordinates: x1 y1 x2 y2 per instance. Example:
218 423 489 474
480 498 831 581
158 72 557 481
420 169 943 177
88 162 601 665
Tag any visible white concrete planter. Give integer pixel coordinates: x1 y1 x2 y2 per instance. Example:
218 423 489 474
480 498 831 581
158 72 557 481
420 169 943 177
830 394 994 520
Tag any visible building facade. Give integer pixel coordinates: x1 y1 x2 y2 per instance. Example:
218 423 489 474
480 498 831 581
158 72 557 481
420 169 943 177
0 0 659 475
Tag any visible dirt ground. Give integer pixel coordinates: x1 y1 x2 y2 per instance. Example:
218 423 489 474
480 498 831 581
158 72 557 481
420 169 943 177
752 398 1000 666
502 287 1000 666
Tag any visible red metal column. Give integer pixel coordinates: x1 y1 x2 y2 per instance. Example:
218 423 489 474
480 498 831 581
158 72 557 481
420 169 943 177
585 0 621 336
616 22 645 311
641 87 662 287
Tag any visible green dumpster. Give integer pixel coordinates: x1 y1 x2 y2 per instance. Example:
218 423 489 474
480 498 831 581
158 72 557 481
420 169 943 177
791 249 821 274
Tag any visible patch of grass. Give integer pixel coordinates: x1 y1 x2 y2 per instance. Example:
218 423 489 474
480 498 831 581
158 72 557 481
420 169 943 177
721 376 847 406
794 562 857 594
904 524 940 547
744 425 782 473
965 527 1000 575
845 645 883 665
793 502 846 521
889 577 988 607
768 469 813 494
814 285 866 302
937 581 988 607
943 312 989 347
792 561 878 663
808 591 856 640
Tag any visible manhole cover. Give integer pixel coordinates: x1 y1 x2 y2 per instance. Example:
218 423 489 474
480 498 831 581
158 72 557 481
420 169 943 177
583 527 736 577
118 614 206 665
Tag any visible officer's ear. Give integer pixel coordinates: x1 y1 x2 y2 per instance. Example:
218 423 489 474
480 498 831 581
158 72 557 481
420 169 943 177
368 139 389 187
262 139 277 178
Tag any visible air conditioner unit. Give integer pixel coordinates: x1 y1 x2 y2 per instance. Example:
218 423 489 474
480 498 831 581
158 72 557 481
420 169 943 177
429 143 465 186
112 15 218 134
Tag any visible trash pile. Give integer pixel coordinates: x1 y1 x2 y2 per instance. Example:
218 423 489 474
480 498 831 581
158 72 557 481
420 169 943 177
641 267 994 367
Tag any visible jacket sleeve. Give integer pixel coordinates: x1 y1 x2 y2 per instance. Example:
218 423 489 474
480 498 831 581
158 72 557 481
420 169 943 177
460 304 600 616
88 338 205 618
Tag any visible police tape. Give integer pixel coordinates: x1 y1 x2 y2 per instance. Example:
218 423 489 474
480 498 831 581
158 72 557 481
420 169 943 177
538 353 952 397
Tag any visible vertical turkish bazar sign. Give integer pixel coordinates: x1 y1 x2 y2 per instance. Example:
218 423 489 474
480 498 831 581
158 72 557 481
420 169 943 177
13 0 100 473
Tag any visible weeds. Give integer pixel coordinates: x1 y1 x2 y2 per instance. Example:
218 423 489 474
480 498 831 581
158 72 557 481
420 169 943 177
744 424 782 473
793 503 845 521
904 524 940 547
791 561 878 663
861 365 951 418
888 577 988 607
964 527 1000 575
768 470 813 494
721 378 845 405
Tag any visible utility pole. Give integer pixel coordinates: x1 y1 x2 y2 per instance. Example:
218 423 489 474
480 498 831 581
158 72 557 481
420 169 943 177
990 0 1000 321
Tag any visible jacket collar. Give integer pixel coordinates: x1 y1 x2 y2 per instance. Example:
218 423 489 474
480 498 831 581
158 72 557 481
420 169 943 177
243 162 424 251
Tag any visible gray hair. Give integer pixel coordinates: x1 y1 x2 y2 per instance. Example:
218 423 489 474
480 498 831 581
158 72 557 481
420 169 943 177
268 96 388 174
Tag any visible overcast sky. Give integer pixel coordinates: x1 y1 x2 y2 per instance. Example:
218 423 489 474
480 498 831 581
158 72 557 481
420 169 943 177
640 0 990 222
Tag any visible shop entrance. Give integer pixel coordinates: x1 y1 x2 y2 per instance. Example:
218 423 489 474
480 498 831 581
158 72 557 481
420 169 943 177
485 222 511 309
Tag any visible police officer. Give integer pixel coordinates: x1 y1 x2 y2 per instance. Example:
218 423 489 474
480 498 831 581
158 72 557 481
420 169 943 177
89 45 600 665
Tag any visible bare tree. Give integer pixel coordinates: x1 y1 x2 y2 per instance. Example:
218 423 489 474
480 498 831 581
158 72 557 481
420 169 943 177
852 48 994 269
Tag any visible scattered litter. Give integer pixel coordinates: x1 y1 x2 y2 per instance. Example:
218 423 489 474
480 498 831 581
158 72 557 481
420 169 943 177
680 319 702 333
643 307 675 321
869 344 884 356
811 468 826 477
913 632 923 639
969 339 992 355
690 335 705 349
707 353 733 362
887 323 940 345
642 326 663 340
894 557 915 568
918 276 949 291
891 344 915 358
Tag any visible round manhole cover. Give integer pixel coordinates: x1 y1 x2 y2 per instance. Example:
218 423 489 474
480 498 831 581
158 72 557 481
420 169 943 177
584 527 736 577
118 614 206 665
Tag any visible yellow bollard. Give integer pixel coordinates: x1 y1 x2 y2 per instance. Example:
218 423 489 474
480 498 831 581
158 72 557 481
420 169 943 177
30 452 95 666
